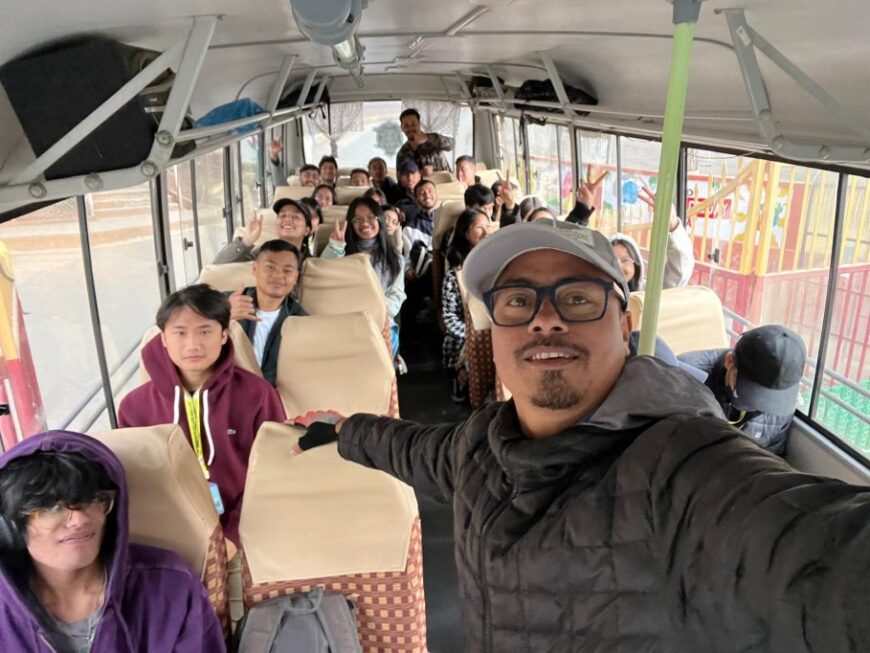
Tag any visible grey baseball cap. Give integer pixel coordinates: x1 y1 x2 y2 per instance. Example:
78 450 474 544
463 217 630 304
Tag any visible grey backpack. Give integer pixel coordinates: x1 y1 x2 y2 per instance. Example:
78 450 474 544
235 587 362 653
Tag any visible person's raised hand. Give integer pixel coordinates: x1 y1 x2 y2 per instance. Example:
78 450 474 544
331 219 347 242
575 165 609 209
228 282 259 322
639 185 680 231
500 169 516 207
241 211 263 246
269 139 283 160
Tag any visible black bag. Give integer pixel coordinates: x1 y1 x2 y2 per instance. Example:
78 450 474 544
277 84 330 113
409 240 433 278
514 79 597 116
0 37 190 180
234 587 361 653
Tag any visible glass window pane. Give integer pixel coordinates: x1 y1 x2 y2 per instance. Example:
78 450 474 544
816 174 870 455
87 183 162 418
686 149 838 424
619 137 663 246
578 130 618 233
194 149 229 265
166 164 200 286
455 106 474 163
0 199 97 442
239 135 260 215
558 126 574 215
496 116 521 192
527 123 560 212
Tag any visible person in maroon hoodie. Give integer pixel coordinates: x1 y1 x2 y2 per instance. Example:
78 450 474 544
118 284 286 546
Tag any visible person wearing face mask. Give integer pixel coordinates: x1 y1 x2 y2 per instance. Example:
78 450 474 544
441 209 491 402
213 198 313 264
321 197 406 356
0 431 227 652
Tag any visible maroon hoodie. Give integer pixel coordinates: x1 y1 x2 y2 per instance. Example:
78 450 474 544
118 335 286 544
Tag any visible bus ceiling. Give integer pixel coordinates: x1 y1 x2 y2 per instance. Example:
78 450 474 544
0 0 869 214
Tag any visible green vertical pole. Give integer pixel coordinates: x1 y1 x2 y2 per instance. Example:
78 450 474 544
638 1 702 355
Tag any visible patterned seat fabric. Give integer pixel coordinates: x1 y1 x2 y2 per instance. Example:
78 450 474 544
463 303 496 408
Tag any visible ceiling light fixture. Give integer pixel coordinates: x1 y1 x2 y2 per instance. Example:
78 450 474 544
290 0 367 87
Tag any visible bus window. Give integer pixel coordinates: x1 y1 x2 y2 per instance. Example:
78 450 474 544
526 122 560 213
239 135 261 215
619 137 663 240
194 149 229 265
455 106 474 163
166 164 200 286
685 149 853 444
816 173 870 456
578 131 618 233
557 126 573 215
87 182 163 429
0 199 97 442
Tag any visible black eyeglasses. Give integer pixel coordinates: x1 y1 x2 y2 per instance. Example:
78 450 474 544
483 277 621 327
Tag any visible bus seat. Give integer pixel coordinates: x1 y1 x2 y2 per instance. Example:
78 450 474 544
197 262 256 293
295 255 397 417
286 175 300 185
432 200 466 252
335 176 352 187
320 205 347 224
273 186 313 202
628 286 729 355
475 161 487 171
434 181 465 201
338 166 354 176
456 269 495 408
239 422 426 652
335 185 368 205
477 169 502 187
276 312 394 418
387 167 397 179
232 209 281 249
314 223 333 255
426 170 455 184
137 323 262 385
91 424 230 635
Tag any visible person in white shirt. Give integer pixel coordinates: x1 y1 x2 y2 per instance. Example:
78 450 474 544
225 239 307 385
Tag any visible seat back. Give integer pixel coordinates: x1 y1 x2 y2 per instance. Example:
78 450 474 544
456 269 496 408
434 181 465 202
198 262 255 292
335 186 367 205
426 170 455 184
432 200 467 252
138 323 262 385
275 312 394 418
320 205 347 224
91 425 229 633
477 169 503 187
628 286 729 354
273 186 313 202
313 223 333 256
239 422 426 652
298 255 387 325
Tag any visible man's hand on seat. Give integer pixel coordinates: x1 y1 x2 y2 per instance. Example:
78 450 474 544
228 283 259 322
289 412 346 455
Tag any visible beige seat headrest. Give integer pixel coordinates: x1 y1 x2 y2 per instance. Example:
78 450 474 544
314 223 333 255
286 175 300 185
426 171 455 184
337 166 354 176
477 169 503 187
138 323 262 385
629 286 729 354
273 186 313 202
298 254 387 324
457 268 492 331
90 424 219 579
320 205 348 224
240 422 418 583
433 200 467 251
335 186 368 205
434 181 465 201
276 312 394 418
198 262 255 293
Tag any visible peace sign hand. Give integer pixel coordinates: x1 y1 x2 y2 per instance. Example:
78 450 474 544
575 165 610 209
241 212 264 246
638 185 680 231
331 219 347 242
269 139 283 160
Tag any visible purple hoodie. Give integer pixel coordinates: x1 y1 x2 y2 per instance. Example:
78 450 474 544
0 431 226 652
118 335 286 545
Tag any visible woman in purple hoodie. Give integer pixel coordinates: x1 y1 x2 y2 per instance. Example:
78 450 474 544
0 430 226 652
118 285 286 546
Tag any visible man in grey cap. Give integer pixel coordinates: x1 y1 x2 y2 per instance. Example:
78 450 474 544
294 219 870 652
679 325 808 455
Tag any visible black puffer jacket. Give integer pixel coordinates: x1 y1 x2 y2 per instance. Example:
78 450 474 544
679 348 793 455
339 357 870 652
